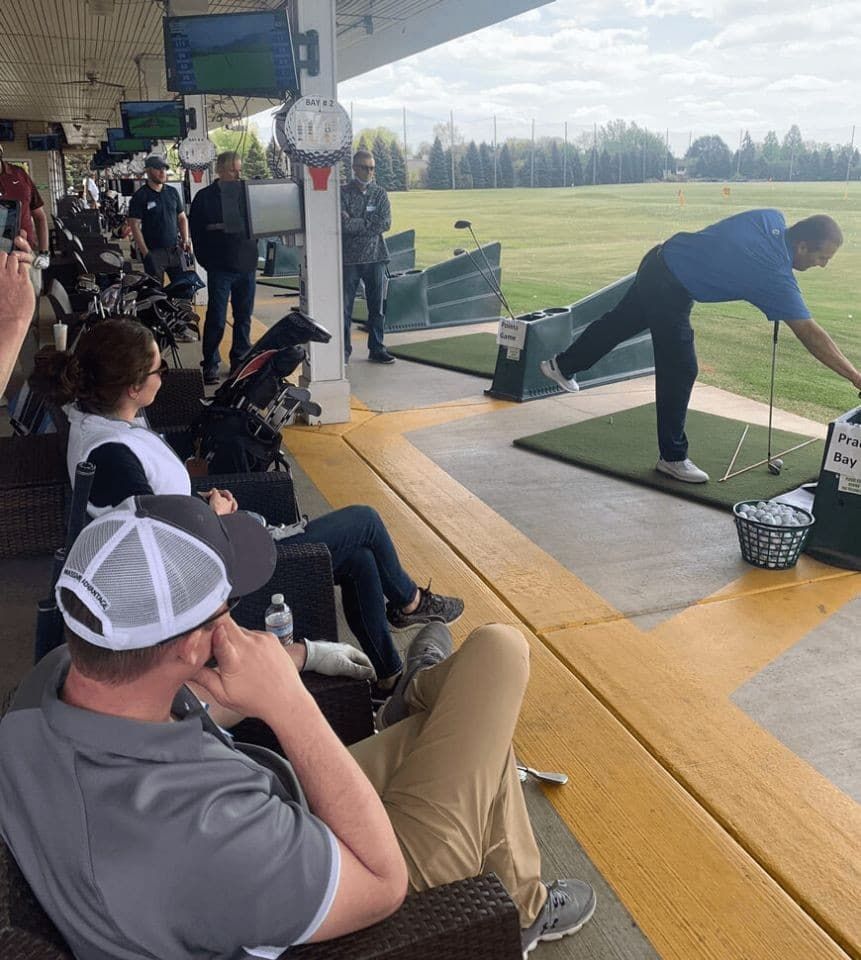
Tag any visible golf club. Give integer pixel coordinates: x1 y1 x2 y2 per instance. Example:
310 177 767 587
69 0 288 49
453 219 517 320
767 322 782 475
719 424 749 482
721 436 818 482
453 246 518 322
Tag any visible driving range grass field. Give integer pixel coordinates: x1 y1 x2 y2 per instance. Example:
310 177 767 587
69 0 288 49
389 181 860 424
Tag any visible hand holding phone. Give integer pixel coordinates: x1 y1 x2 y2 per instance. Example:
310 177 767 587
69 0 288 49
0 200 21 255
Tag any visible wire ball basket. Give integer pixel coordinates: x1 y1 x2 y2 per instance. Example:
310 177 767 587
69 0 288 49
732 500 815 569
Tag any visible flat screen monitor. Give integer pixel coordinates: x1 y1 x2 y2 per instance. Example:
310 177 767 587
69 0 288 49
163 10 299 98
107 127 152 155
245 179 303 237
120 100 187 141
0 120 14 142
27 134 61 151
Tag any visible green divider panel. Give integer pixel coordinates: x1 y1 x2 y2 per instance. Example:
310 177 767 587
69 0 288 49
486 273 654 402
806 404 861 570
354 243 504 333
387 229 416 273
263 240 302 277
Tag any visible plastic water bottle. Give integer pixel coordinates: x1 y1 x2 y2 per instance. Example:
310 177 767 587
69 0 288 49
264 593 293 645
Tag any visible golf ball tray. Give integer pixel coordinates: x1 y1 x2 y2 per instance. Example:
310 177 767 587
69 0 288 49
732 499 815 570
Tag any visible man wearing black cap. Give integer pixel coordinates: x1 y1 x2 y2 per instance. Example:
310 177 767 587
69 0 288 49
0 494 596 959
128 155 191 283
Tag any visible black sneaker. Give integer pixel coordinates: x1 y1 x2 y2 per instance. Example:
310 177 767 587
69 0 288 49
521 879 596 956
386 581 464 631
368 349 396 364
376 622 453 729
203 367 219 385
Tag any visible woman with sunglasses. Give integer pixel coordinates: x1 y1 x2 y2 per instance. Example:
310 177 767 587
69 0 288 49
40 319 464 689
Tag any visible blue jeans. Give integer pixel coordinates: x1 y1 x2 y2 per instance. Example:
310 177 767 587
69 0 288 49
557 245 696 461
291 505 416 679
343 261 386 359
203 269 255 372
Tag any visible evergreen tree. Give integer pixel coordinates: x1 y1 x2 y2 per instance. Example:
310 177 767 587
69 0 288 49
479 142 495 187
243 137 268 178
820 146 836 181
598 148 613 184
685 135 732 179
549 141 563 186
427 137 448 189
388 140 407 191
533 146 551 186
761 131 780 162
498 143 514 188
265 137 287 178
466 141 484 188
566 147 583 186
372 136 393 189
457 152 473 189
737 130 755 177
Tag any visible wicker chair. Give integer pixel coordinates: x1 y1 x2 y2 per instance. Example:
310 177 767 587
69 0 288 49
146 367 206 431
0 841 521 960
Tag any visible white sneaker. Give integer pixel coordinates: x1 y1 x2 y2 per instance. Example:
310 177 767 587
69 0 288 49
656 458 710 483
540 356 579 393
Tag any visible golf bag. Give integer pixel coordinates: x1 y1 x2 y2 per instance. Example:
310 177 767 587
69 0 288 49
190 310 331 474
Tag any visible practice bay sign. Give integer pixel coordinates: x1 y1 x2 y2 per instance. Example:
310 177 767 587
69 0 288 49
823 421 861 481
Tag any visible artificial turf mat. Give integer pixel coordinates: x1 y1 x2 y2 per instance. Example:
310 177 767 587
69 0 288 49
513 403 824 510
256 276 299 290
387 332 497 378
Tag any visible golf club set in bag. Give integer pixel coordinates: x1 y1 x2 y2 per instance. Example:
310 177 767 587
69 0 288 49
183 310 331 474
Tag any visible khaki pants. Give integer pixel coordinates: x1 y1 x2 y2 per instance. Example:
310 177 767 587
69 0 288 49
349 624 547 926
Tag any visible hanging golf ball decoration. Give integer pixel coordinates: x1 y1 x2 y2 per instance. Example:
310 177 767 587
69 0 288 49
274 96 352 191
178 137 217 183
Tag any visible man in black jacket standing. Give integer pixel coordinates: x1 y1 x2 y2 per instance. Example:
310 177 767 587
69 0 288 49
341 149 394 364
189 152 258 384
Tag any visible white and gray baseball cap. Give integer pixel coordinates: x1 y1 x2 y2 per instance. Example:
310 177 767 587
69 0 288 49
56 495 276 650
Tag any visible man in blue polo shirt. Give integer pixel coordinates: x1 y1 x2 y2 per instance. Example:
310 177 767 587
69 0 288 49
541 210 860 482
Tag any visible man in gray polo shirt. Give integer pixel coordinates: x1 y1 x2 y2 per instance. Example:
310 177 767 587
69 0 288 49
0 494 595 959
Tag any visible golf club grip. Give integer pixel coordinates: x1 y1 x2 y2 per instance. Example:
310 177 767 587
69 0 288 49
66 461 96 551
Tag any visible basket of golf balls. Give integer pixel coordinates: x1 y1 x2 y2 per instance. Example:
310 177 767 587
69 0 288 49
732 500 815 569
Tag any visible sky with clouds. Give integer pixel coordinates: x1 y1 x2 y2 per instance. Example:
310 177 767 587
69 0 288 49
327 0 860 157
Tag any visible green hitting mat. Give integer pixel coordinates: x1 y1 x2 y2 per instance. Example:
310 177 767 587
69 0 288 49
257 276 299 290
513 403 824 510
388 333 497 378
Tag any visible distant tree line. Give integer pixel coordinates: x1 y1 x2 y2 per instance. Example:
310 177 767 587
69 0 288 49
347 120 860 189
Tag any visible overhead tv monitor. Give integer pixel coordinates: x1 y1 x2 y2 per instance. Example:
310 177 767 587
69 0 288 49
107 127 152 155
163 10 299 98
120 100 186 141
27 133 61 151
0 120 14 142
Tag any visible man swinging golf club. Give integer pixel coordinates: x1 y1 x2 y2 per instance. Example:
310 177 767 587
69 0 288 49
542 210 861 483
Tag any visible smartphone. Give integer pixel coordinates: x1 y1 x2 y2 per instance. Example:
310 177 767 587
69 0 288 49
0 199 21 254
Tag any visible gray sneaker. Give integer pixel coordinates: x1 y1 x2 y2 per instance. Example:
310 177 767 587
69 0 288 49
376 622 453 729
386 581 464 631
521 879 596 956
539 356 579 393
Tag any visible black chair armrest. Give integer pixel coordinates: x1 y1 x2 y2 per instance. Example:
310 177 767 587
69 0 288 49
287 875 522 960
192 471 300 526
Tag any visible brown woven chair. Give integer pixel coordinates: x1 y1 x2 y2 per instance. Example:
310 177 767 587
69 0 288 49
145 367 206 431
0 434 67 559
0 839 520 960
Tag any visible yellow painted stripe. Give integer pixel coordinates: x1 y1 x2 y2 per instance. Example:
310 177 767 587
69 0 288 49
283 423 855 960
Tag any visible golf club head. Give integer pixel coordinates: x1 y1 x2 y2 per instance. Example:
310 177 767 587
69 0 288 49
453 219 471 229
767 459 783 476
453 248 466 255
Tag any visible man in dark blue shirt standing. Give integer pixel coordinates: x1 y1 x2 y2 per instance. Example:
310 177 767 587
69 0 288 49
341 149 394 365
189 152 258 384
127 156 190 284
541 210 859 482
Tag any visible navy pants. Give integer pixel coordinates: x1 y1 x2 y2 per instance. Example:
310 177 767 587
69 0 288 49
343 261 386 359
202 268 255 373
292 505 416 679
556 246 696 461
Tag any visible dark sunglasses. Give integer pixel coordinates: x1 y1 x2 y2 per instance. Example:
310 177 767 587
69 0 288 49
354 163 375 171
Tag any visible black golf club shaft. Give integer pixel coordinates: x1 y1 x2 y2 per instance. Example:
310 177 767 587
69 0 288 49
455 248 518 321
466 224 517 318
767 321 779 465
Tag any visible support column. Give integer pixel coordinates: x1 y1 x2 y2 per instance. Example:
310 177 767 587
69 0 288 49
295 0 351 424
182 93 211 304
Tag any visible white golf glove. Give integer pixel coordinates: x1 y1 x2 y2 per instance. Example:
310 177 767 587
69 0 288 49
33 253 50 270
302 640 376 681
